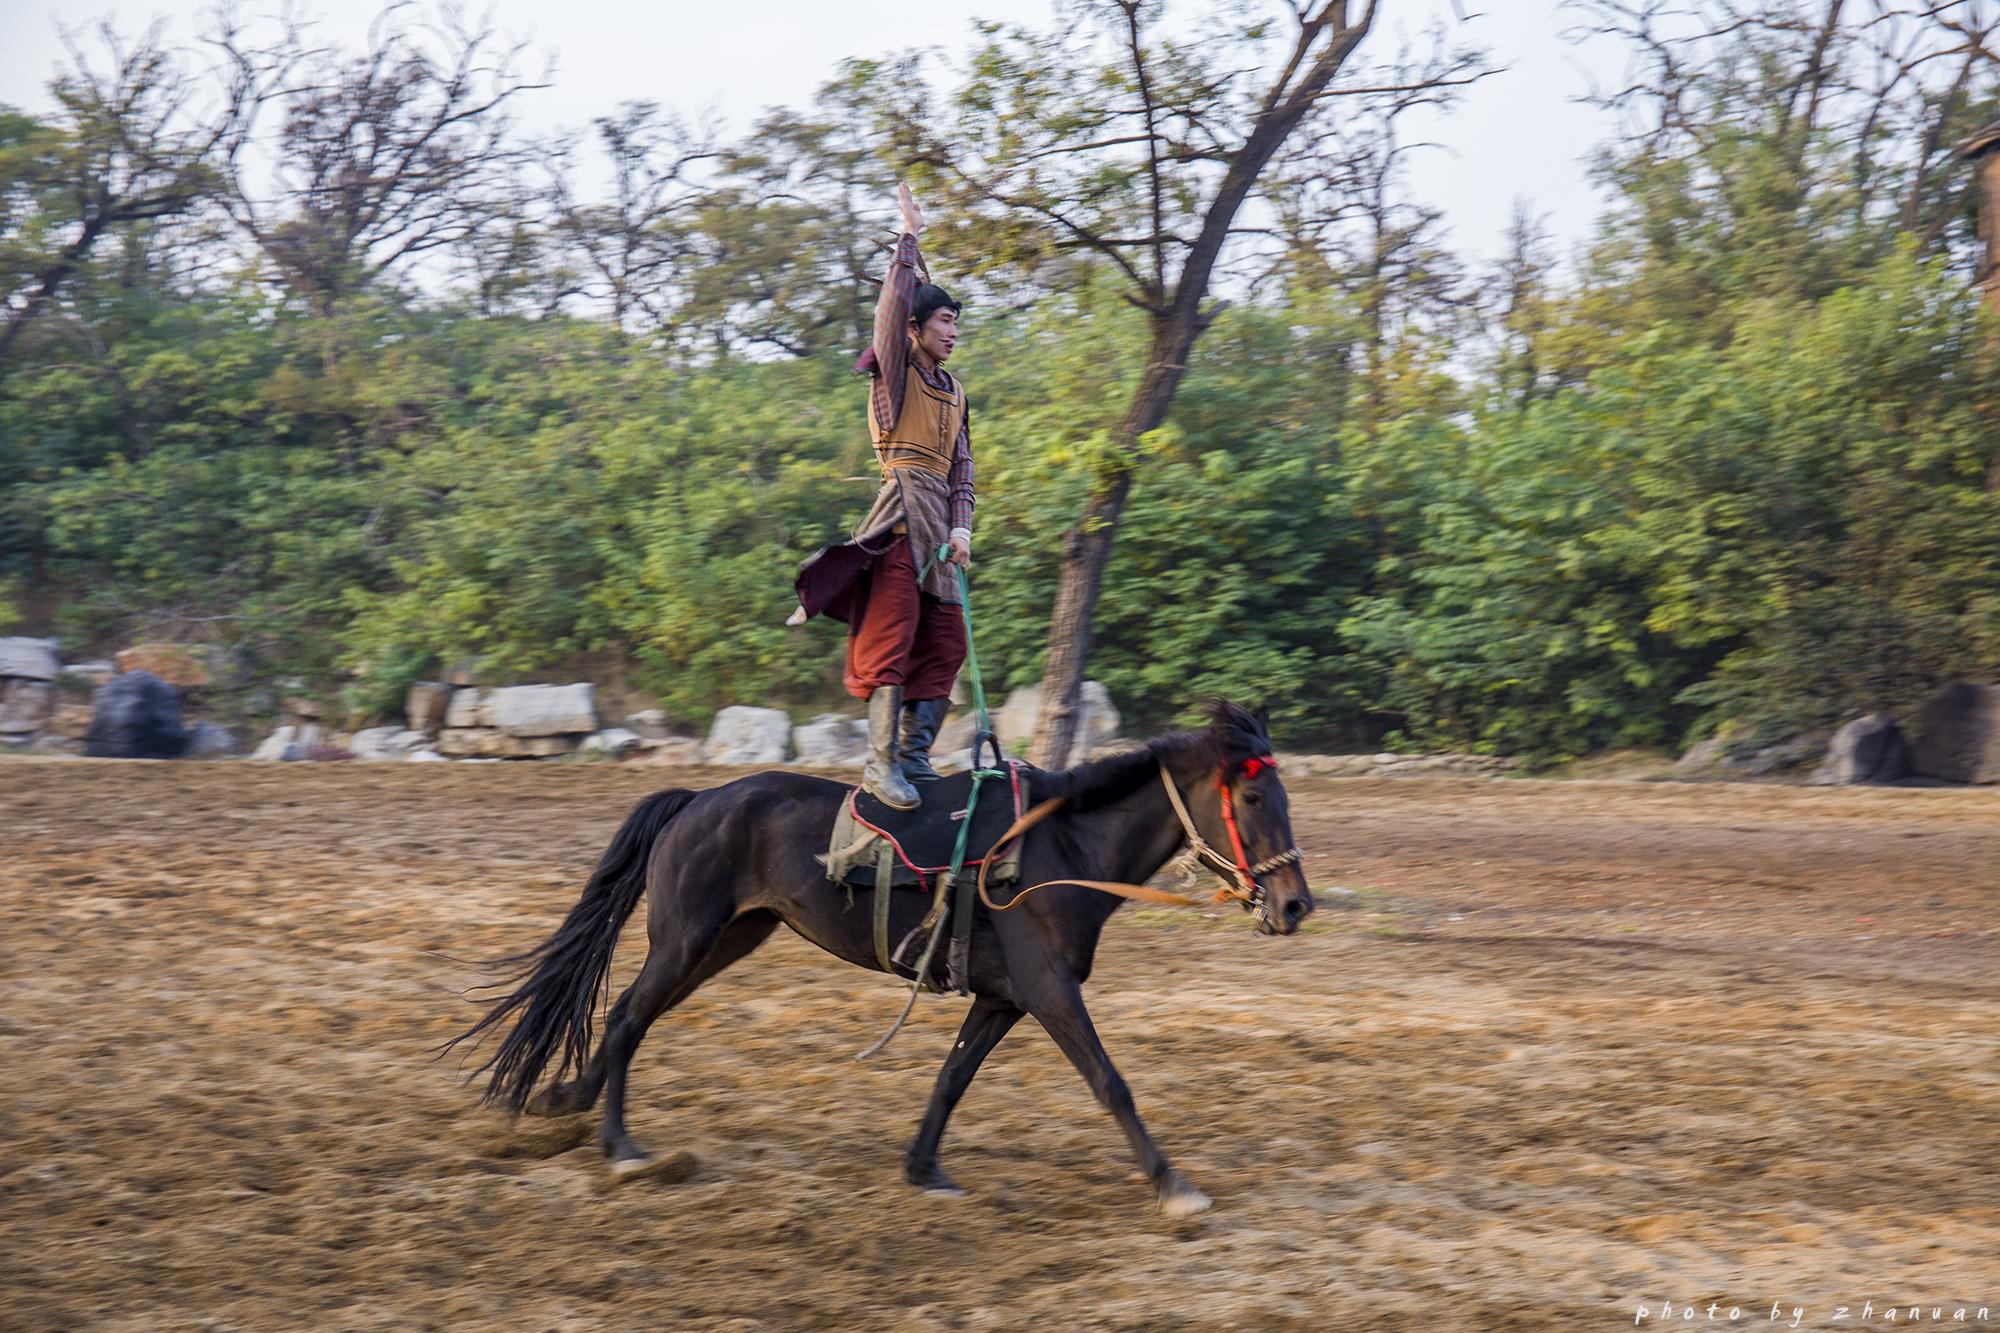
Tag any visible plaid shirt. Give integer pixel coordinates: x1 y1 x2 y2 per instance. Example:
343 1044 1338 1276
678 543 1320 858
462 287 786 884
867 232 974 535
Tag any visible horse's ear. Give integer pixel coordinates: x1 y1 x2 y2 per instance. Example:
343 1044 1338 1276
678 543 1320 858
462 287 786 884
1252 704 1270 736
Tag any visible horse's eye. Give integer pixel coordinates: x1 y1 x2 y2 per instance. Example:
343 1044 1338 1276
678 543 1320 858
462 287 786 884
1243 791 1264 808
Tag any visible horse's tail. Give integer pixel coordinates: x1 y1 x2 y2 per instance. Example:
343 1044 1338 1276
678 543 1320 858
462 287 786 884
445 787 698 1113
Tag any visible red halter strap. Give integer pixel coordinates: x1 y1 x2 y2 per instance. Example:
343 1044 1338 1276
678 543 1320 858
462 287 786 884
1216 755 1276 885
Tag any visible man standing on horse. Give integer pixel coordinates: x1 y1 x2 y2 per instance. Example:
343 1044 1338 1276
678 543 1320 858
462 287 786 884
790 182 973 811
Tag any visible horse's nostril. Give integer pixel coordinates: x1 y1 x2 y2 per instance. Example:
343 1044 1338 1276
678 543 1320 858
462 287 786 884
1285 897 1308 922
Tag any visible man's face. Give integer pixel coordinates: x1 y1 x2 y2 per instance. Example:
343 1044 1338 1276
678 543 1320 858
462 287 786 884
911 307 958 364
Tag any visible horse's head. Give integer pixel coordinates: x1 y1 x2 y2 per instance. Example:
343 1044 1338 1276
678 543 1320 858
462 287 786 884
1205 702 1313 936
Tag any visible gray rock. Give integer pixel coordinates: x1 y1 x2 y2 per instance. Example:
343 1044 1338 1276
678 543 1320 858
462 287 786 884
1674 730 1825 780
638 737 706 766
0 679 55 739
993 681 1120 766
1740 732 1826 777
444 688 493 729
444 658 481 687
704 706 791 764
406 748 448 762
1809 713 1909 786
84 671 188 759
1671 736 1736 775
27 735 80 756
183 722 236 758
579 727 642 756
59 660 115 688
348 726 406 761
491 683 597 738
405 681 451 733
625 708 671 739
792 713 865 766
436 727 578 758
251 725 302 762
0 637 60 681
936 711 978 757
1909 681 2000 784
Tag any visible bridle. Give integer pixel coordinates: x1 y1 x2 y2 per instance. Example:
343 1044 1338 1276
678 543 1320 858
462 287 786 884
973 755 1305 928
1155 757 1305 927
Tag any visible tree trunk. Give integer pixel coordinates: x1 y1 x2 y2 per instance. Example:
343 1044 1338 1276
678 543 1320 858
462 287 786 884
1022 3 1378 766
1028 334 1192 767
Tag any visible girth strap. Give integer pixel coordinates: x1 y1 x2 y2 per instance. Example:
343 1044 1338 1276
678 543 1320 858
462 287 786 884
872 842 895 972
947 867 976 994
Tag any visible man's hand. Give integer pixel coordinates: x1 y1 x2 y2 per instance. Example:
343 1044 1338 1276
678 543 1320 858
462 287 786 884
898 181 924 236
947 533 972 570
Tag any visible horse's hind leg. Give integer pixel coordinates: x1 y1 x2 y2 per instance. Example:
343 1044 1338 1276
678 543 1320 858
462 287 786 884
522 974 646 1117
598 909 779 1175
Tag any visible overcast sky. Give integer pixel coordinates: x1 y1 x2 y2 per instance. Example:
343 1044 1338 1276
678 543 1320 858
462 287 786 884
0 1 1632 267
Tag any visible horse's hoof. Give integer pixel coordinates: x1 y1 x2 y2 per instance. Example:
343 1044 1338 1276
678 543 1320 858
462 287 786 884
607 1150 697 1185
1158 1178 1212 1218
906 1164 965 1197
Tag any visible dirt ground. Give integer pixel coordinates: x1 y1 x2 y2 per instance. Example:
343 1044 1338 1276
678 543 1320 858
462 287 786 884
1 758 1995 1331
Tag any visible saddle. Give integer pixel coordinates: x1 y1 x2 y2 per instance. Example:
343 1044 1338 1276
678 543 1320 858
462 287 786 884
823 761 1032 891
822 760 1033 991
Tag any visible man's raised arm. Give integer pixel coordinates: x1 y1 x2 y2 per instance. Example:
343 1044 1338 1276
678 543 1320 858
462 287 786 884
866 183 926 435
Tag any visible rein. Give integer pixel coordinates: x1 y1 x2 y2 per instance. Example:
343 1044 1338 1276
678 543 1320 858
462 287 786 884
855 547 1300 1062
974 761 1304 928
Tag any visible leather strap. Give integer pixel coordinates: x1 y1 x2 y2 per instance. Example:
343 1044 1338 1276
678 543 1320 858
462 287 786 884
872 842 895 972
948 869 974 994
971 787 1255 916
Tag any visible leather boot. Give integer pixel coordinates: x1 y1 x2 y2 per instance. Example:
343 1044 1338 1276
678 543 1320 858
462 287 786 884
900 697 949 782
863 686 920 810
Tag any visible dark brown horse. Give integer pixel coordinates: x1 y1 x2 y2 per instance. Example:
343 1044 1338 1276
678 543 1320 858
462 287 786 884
449 701 1312 1215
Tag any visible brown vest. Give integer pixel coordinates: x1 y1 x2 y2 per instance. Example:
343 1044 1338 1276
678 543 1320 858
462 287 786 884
869 356 964 479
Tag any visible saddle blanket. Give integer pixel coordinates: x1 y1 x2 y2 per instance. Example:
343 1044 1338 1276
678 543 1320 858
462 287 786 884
823 761 1032 892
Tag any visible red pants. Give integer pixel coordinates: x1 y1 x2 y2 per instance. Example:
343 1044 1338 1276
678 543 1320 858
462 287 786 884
843 538 967 700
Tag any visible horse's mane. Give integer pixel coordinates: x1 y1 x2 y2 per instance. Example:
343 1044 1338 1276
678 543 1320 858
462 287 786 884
1033 700 1270 813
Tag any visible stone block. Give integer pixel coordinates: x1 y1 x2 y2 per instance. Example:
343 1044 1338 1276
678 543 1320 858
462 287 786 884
405 681 451 733
0 637 59 681
0 679 54 738
444 688 493 729
579 728 643 756
491 683 597 737
704 706 791 765
436 727 578 758
792 713 865 766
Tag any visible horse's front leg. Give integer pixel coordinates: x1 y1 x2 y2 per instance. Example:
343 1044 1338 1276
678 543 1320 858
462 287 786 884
905 997 1022 1195
1023 976 1211 1217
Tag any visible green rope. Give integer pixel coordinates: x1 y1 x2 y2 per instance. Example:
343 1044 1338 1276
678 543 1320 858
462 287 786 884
927 544 1002 896
917 540 997 767
856 545 1005 1060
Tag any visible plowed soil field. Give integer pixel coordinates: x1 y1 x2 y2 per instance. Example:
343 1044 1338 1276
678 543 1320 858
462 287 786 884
2 759 1996 1330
